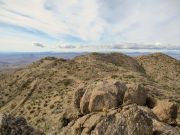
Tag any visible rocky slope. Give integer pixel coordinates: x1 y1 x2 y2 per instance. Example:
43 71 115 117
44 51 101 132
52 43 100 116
0 52 179 135
136 53 180 107
136 53 180 92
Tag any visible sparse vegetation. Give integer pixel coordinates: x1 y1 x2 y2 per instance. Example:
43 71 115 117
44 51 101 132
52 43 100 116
0 52 179 134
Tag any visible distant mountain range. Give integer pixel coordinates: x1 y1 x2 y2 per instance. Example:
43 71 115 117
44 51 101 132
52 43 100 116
0 51 179 70
0 52 86 70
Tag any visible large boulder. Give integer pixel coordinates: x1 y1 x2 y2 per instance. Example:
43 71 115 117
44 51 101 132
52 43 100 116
61 104 153 135
79 81 127 114
92 104 153 135
123 83 148 106
152 100 177 125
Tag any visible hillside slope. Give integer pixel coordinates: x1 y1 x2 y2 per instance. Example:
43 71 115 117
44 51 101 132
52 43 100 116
0 53 179 134
136 53 180 98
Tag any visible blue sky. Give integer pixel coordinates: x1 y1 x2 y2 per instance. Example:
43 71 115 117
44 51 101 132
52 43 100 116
0 0 180 52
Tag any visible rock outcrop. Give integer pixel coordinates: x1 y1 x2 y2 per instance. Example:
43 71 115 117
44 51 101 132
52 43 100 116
153 119 180 135
73 85 86 112
123 83 148 106
61 104 153 135
0 114 44 135
152 100 177 125
92 104 153 135
74 81 127 114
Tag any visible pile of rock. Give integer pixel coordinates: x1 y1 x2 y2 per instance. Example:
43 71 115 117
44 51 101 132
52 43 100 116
61 104 153 135
74 81 149 114
60 80 179 135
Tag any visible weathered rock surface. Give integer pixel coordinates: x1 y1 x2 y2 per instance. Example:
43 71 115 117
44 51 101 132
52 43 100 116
123 83 147 106
73 85 86 112
61 104 153 135
153 119 180 135
138 106 158 120
92 104 153 135
152 100 177 125
78 81 127 114
0 114 44 135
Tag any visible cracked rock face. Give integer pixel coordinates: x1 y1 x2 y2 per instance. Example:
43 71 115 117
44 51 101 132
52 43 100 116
153 119 180 135
73 81 127 114
61 104 153 135
123 83 148 106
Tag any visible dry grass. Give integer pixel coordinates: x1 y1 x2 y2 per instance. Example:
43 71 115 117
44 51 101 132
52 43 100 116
0 52 179 133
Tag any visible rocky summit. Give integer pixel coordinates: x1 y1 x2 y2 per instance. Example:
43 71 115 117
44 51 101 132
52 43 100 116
0 52 179 135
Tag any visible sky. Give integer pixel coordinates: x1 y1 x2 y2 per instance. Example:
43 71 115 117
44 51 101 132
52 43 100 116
0 0 180 52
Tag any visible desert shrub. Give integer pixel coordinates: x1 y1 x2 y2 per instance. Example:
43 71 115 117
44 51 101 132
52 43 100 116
30 110 35 114
27 116 31 120
62 79 73 86
111 75 118 79
5 93 9 97
50 104 54 109
91 52 99 55
10 103 17 109
43 103 48 107
42 112 46 115
125 75 135 78
20 110 24 114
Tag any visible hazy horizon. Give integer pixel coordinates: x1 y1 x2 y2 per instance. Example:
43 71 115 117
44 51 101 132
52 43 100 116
0 50 179 59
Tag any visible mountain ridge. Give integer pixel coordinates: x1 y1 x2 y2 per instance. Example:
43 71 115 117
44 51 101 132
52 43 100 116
0 52 179 134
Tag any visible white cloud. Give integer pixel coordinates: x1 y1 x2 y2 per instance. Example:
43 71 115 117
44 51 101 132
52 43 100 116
0 0 106 41
33 43 46 48
100 0 180 45
0 0 180 52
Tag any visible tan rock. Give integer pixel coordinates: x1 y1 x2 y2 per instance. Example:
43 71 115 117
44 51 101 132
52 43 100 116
138 106 158 120
153 119 180 135
88 91 117 112
73 85 86 112
92 104 153 135
80 81 127 114
80 85 94 114
61 104 153 135
123 83 147 106
152 100 177 125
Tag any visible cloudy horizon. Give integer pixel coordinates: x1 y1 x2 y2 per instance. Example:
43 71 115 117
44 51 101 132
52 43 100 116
0 0 180 52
